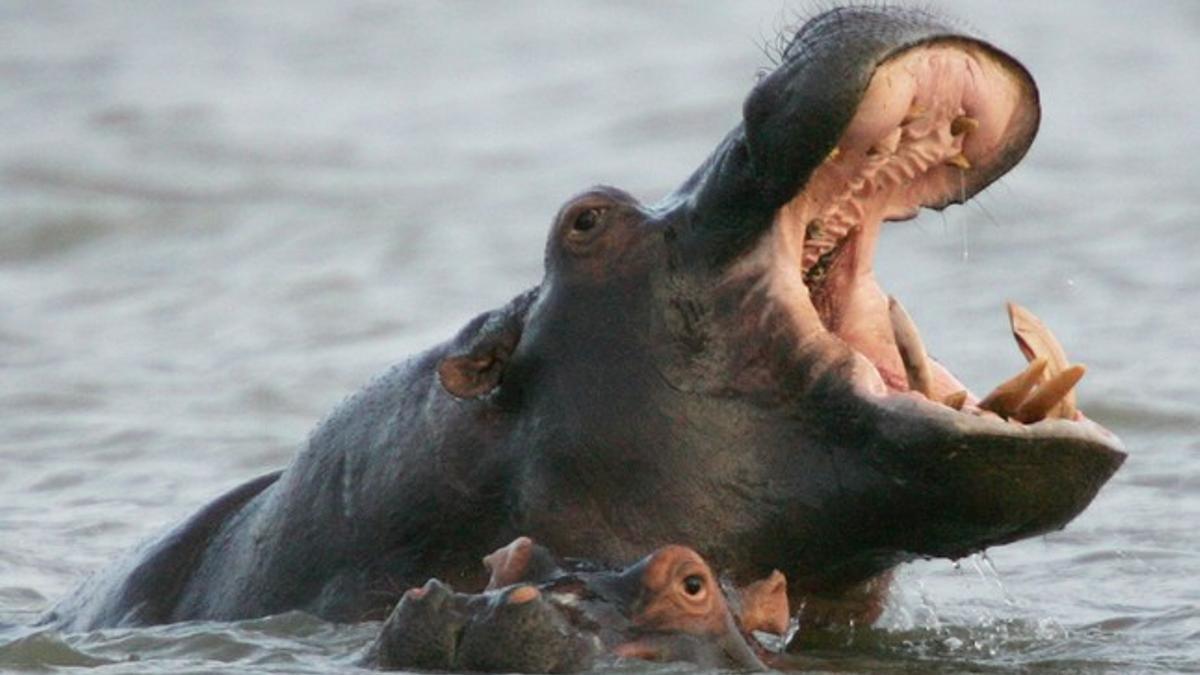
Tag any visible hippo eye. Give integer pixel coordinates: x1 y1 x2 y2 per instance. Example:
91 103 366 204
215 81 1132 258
573 207 607 233
563 205 612 253
682 574 705 597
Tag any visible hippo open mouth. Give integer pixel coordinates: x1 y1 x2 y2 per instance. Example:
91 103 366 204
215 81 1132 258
738 41 1100 422
680 9 1127 595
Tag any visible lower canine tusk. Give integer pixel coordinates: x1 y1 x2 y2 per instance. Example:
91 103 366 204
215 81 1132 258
1007 302 1077 417
887 296 934 398
978 357 1048 418
1015 364 1087 423
943 390 968 410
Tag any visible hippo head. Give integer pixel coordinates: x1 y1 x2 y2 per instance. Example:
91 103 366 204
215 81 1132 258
591 545 778 669
371 578 597 673
436 6 1125 620
371 540 784 672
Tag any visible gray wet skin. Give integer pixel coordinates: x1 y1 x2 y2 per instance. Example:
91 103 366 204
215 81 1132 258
369 580 598 674
44 6 1124 635
367 542 770 673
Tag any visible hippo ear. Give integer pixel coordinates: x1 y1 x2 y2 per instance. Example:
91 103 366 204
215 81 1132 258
483 537 535 590
483 536 561 589
734 570 790 636
438 349 511 399
437 289 537 399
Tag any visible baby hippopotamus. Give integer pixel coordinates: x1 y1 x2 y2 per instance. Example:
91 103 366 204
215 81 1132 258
366 537 790 672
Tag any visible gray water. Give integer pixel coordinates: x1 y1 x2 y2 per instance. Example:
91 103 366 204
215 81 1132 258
1 1 1197 673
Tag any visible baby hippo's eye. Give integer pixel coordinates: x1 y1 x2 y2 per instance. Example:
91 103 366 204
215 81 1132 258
682 574 705 596
573 207 607 232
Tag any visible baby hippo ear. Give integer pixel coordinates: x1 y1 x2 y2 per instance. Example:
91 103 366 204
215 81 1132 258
482 536 560 590
438 290 536 399
483 537 536 590
735 570 790 636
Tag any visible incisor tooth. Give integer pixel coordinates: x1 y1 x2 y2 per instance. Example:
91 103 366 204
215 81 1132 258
1007 302 1075 417
887 296 934 398
1014 364 1087 423
902 104 927 125
872 127 903 156
978 357 1048 418
943 390 968 410
945 153 972 170
804 219 823 243
883 126 902 151
950 115 980 136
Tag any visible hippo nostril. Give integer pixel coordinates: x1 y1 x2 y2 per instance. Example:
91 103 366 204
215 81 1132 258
411 578 453 608
682 574 704 596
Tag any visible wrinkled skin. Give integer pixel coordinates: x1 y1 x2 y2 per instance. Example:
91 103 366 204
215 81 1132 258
370 581 594 674
366 538 786 673
46 6 1124 637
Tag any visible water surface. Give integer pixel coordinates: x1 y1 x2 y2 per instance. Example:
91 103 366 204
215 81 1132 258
2 2 1198 673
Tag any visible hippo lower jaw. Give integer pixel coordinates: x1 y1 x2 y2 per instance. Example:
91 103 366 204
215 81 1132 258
729 40 1125 566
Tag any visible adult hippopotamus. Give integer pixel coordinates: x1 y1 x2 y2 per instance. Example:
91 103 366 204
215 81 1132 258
367 537 789 672
45 5 1124 636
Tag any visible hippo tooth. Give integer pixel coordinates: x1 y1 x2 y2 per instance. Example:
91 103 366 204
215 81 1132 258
1008 302 1070 368
945 153 972 170
803 219 824 245
1014 364 1087 423
950 115 980 136
978 357 1048 418
875 127 903 155
943 390 968 410
826 146 841 162
901 104 927 125
1007 302 1076 417
887 295 934 398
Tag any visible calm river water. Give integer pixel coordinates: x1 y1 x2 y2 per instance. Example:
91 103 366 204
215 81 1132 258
2 2 1198 673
